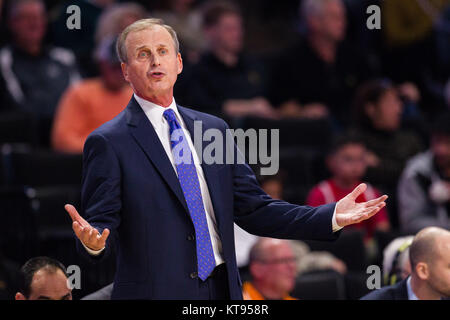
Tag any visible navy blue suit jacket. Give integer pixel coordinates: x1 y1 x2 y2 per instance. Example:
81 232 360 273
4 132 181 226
77 97 339 300
360 279 409 300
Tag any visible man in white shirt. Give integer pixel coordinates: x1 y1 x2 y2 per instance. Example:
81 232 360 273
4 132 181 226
64 18 387 300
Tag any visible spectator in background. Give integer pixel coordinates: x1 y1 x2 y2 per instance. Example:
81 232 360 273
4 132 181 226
0 0 80 146
306 134 390 242
382 236 413 286
269 0 374 126
15 256 72 300
95 2 148 47
50 0 116 78
153 0 207 65
398 112 450 234
186 1 278 121
351 78 423 227
243 238 297 300
51 37 132 153
362 227 450 300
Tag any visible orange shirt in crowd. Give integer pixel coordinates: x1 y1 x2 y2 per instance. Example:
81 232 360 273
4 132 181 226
52 78 133 153
242 281 297 300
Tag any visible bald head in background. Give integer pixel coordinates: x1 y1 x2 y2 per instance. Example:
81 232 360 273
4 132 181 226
409 227 450 299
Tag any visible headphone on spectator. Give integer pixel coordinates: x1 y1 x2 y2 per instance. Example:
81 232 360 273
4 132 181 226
384 240 412 286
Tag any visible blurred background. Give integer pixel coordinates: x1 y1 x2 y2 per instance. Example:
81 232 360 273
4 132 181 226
0 0 449 300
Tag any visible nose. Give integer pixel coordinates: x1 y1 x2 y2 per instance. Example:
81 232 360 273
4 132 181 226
150 54 161 66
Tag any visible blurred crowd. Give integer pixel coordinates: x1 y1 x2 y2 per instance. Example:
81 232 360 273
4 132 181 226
0 0 449 300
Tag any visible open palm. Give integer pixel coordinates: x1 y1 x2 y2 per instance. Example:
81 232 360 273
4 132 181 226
335 183 388 228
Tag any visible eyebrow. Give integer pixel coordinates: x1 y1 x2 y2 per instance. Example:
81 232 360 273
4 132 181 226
135 44 169 51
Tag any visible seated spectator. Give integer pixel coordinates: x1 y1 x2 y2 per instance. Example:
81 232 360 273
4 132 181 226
398 112 450 234
186 1 278 121
362 227 450 300
382 236 413 286
242 238 297 300
0 0 80 146
306 134 390 241
351 78 423 226
269 0 374 126
152 0 207 65
50 0 116 78
95 2 148 46
51 37 132 153
15 256 72 300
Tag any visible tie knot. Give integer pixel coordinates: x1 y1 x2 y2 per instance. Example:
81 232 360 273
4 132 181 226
163 108 177 123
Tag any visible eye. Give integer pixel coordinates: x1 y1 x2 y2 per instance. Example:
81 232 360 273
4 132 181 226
160 48 167 54
138 51 148 58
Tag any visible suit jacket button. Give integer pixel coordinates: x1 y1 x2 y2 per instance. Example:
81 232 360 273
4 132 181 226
190 272 198 279
187 235 194 241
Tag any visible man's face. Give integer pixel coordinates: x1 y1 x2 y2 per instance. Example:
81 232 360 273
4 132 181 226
368 89 403 131
22 269 72 300
10 1 47 46
257 242 297 295
310 0 346 42
328 143 367 184
431 135 450 170
121 26 183 103
427 237 450 298
208 13 243 54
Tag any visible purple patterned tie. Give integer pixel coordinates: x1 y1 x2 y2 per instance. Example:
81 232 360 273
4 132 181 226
163 109 216 281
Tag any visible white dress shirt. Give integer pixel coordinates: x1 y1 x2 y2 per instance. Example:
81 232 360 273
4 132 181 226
84 94 342 262
406 276 419 300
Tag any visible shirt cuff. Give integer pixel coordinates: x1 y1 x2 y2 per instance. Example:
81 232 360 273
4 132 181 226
82 242 105 256
332 204 344 233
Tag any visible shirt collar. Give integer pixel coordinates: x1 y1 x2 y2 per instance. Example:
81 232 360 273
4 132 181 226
133 93 182 124
406 276 419 300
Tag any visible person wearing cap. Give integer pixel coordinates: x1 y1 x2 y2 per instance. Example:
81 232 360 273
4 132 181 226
51 37 133 153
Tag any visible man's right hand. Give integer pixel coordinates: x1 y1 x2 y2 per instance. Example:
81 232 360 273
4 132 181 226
65 204 110 251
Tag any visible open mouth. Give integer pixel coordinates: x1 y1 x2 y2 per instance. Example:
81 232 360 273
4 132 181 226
150 71 165 78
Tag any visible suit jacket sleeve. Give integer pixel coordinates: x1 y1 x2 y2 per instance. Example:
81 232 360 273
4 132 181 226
77 132 122 263
225 122 339 241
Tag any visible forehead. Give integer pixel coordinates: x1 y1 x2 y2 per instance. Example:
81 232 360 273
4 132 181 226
30 269 69 297
125 26 174 50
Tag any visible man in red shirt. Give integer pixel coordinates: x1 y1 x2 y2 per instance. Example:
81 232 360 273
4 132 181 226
307 135 390 240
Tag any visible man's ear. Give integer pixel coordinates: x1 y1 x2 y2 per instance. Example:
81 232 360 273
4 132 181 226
177 53 183 75
15 292 26 300
415 262 429 280
121 62 129 82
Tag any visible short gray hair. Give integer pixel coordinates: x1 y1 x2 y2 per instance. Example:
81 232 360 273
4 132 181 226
300 0 341 20
116 18 180 63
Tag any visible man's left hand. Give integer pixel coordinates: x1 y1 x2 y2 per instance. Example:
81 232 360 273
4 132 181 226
335 183 388 228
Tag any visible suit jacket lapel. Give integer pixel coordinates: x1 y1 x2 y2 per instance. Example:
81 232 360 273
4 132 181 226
125 97 189 213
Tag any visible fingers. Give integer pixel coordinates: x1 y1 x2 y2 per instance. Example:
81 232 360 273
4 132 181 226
72 221 106 251
363 195 388 208
353 202 386 223
99 228 110 245
347 183 367 201
65 204 88 227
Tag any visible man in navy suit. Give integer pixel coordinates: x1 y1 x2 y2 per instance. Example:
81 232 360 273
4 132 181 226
64 18 387 300
361 227 450 300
